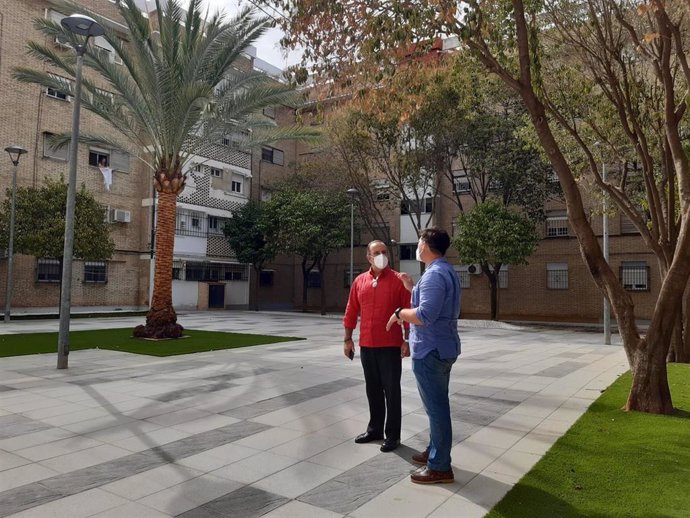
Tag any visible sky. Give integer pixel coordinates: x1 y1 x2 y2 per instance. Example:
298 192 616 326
138 0 303 69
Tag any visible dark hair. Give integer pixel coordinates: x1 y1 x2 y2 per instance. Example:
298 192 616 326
419 227 450 255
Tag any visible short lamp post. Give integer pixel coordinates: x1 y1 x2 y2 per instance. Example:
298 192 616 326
57 14 104 369
347 188 358 287
4 145 28 323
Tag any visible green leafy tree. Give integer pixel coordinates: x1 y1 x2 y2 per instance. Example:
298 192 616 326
265 178 350 314
454 201 539 320
223 200 277 311
0 177 114 270
264 0 690 414
14 0 317 339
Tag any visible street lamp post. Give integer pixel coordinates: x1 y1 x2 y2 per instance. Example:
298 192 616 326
594 141 612 345
57 14 104 369
347 188 358 287
602 159 611 345
4 146 28 323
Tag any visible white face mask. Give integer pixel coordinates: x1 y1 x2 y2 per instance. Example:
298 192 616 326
415 241 423 262
373 254 388 270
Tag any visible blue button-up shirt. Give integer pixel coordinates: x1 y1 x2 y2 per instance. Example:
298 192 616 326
410 258 461 360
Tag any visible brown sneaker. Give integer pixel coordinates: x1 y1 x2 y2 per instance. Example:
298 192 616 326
411 449 429 466
410 467 454 484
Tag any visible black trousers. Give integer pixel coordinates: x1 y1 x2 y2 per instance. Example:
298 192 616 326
360 346 402 441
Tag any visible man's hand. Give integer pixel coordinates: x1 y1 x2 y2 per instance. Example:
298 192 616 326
397 272 414 292
401 341 410 358
386 312 402 331
344 339 355 359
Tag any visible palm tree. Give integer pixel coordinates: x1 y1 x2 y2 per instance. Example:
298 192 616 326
15 0 316 338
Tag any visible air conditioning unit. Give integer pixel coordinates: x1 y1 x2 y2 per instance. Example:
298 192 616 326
110 208 131 223
467 264 482 275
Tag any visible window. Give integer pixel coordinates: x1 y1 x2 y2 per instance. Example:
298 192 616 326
46 73 71 100
37 259 61 283
43 132 69 160
452 170 471 193
620 261 649 291
184 262 248 281
546 210 569 237
400 244 416 261
84 261 107 283
176 210 206 237
547 263 569 289
498 266 508 289
222 136 231 146
455 266 471 289
208 216 222 234
192 164 202 173
209 167 222 178
401 198 433 215
89 150 110 168
307 270 321 288
262 147 284 165
231 180 242 193
344 268 362 288
260 270 275 287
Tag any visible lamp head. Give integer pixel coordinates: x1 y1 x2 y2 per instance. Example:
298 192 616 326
346 188 358 197
61 14 104 37
5 145 27 166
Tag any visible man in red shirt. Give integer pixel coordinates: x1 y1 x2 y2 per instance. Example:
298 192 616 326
343 240 411 452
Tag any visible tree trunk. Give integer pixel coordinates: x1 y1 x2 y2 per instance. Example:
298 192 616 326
134 190 183 339
676 285 690 363
301 259 309 312
667 306 682 363
253 265 261 311
487 273 498 320
626 341 673 414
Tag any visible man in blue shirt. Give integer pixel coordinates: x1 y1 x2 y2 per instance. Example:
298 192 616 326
387 227 461 484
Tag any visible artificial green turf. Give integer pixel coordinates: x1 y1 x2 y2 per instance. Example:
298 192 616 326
487 363 690 518
0 328 304 357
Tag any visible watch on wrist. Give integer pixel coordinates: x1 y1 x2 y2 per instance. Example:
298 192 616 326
394 307 402 320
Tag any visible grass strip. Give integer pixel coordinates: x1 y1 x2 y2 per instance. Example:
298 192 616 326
0 328 304 357
487 363 690 518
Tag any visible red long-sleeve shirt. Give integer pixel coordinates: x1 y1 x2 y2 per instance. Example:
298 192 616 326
343 266 411 348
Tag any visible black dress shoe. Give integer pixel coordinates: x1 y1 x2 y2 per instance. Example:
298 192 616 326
380 439 400 452
354 432 383 444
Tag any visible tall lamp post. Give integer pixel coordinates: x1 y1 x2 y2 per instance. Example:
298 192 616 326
347 188 358 287
57 14 104 369
594 141 611 345
4 146 28 323
602 159 611 345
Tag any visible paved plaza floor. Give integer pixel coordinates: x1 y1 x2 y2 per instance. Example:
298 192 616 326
0 312 628 518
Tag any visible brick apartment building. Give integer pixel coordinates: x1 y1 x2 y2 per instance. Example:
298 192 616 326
0 0 298 313
0 1 659 322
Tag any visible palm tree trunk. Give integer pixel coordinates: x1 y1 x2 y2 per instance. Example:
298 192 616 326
134 190 183 339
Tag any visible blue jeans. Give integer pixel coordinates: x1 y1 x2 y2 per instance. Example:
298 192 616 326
412 349 456 471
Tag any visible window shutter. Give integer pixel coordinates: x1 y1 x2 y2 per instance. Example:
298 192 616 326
110 150 130 173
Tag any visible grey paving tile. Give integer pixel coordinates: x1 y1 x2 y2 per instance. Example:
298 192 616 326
299 451 414 514
0 483 61 518
155 368 279 403
535 361 589 377
181 486 289 518
41 452 166 494
222 378 361 420
0 415 54 439
144 421 269 462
